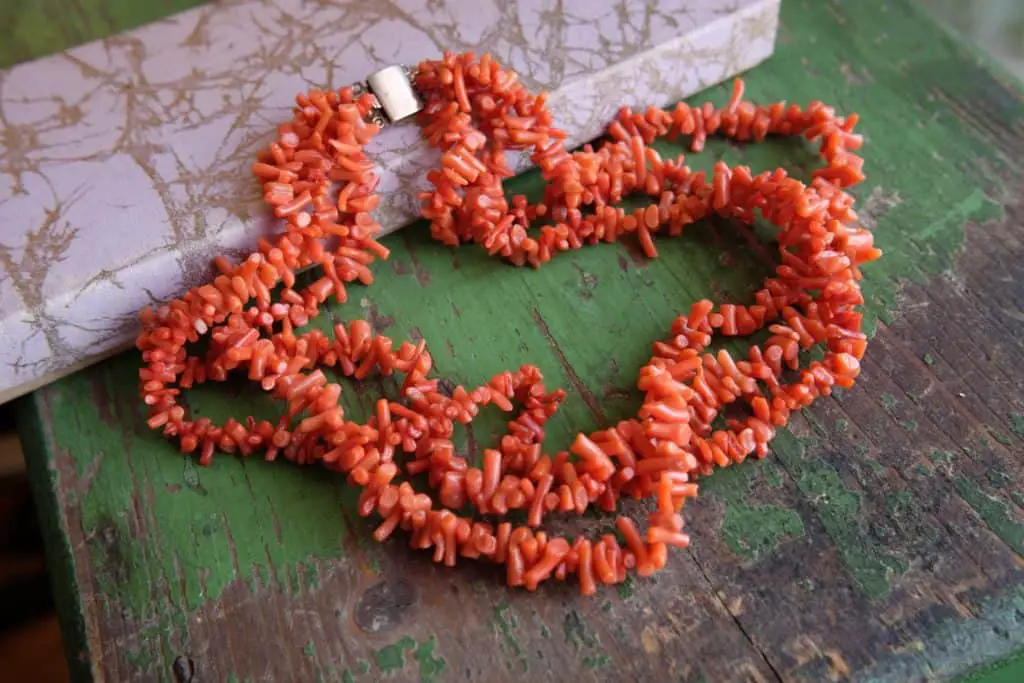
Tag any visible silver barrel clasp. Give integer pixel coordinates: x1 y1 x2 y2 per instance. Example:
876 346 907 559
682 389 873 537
365 65 422 124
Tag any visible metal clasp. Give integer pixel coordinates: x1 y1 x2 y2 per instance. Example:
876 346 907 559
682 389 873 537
365 65 422 125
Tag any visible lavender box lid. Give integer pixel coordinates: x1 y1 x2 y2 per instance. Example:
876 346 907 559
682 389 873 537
0 0 779 403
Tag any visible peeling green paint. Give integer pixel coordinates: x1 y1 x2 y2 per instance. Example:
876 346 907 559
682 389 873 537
860 584 1024 682
583 652 612 669
701 462 804 558
955 479 1024 555
886 491 915 519
1009 413 1024 437
49 365 361 637
763 463 784 488
989 430 1012 447
301 560 321 592
493 602 523 660
315 669 330 683
563 609 599 651
615 574 636 599
413 636 447 683
962 648 1024 683
373 635 415 674
722 503 805 560
286 565 302 595
772 430 907 598
988 469 1012 489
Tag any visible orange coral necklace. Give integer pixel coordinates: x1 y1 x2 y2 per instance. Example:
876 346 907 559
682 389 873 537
137 52 878 595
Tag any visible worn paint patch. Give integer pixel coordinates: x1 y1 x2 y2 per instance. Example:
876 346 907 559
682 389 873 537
885 491 915 520
962 648 1024 683
772 431 907 598
52 365 361 636
372 635 415 674
988 469 1013 490
563 609 600 651
989 430 1012 447
700 461 805 559
492 602 526 672
857 584 1024 682
615 574 636 600
721 503 805 561
316 666 341 683
413 636 447 683
763 462 785 488
955 479 1024 556
583 652 612 669
1009 413 1024 437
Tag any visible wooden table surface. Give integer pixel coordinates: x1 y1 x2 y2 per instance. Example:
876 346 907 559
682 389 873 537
10 0 1024 681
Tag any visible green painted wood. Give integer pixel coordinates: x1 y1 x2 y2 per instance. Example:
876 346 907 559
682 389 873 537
10 0 1024 681
0 0 200 69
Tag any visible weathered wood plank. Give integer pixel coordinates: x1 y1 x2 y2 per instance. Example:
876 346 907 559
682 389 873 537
13 0 1024 681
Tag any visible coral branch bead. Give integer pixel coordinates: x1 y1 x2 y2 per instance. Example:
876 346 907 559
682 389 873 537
136 51 878 596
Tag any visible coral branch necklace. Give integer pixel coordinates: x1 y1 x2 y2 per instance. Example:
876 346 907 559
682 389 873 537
137 52 878 595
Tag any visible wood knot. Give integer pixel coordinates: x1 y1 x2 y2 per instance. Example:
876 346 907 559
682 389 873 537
172 655 195 683
354 578 418 634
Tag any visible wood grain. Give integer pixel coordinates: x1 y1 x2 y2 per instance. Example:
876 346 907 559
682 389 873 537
14 0 1024 681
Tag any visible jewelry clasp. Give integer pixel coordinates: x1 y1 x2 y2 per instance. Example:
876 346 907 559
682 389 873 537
364 65 422 125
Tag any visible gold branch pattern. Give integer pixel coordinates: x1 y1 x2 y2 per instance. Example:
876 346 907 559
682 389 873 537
0 0 778 401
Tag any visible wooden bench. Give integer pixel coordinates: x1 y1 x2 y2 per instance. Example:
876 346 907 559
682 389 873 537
11 0 1024 680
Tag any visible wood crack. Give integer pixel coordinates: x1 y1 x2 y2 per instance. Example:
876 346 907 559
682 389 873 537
530 306 607 427
687 551 784 682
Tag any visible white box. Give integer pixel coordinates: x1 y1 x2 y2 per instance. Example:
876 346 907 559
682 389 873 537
0 0 780 403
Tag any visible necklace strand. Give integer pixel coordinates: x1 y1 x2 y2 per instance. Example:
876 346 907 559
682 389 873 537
137 51 878 594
